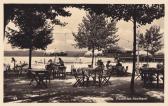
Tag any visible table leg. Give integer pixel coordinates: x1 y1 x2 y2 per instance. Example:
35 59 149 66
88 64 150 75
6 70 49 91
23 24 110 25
157 72 159 88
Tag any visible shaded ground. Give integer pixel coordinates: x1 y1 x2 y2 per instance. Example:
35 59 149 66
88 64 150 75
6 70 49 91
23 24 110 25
4 74 164 103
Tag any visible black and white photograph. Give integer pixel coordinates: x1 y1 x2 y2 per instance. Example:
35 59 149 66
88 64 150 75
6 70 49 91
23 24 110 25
3 3 165 103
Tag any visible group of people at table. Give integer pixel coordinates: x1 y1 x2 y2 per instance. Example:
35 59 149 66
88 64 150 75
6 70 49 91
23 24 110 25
7 57 164 88
28 58 66 88
28 58 128 88
71 59 128 87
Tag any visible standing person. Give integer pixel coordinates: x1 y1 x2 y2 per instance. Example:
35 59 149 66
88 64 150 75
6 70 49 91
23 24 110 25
11 57 16 70
58 58 64 66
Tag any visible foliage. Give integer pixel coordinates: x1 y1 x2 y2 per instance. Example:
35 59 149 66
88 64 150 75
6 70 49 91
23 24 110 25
73 12 119 66
80 4 164 92
81 4 164 25
5 4 71 68
138 25 163 56
4 4 71 28
73 12 119 51
5 5 71 50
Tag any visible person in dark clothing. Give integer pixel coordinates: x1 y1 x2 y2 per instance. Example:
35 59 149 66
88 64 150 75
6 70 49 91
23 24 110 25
106 61 111 69
11 57 16 70
97 59 105 69
58 58 64 66
116 60 122 67
46 59 54 70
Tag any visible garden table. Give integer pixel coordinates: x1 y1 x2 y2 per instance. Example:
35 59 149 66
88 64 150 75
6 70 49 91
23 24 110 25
76 67 103 87
141 67 164 87
29 68 50 88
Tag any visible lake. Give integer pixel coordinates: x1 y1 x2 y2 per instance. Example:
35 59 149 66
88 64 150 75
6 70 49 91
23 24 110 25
4 56 159 73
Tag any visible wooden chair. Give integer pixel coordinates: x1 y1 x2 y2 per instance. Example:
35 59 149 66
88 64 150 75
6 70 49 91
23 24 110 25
28 71 38 86
101 68 112 86
72 68 85 87
57 66 66 79
92 67 103 87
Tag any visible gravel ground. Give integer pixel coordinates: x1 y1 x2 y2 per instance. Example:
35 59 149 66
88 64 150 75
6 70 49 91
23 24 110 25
4 74 164 103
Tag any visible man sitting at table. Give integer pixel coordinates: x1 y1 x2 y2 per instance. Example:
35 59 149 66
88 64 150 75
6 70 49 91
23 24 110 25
106 60 111 69
115 60 125 76
46 59 54 70
95 59 105 74
97 59 105 69
116 60 122 67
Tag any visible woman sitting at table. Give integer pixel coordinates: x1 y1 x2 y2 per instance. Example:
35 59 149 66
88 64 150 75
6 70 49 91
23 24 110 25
58 58 64 66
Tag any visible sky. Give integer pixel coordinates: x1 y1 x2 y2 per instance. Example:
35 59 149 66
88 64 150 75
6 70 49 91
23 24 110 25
4 7 164 52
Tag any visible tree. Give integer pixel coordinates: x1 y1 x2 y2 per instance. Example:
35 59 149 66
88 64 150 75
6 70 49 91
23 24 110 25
5 4 71 69
80 4 164 93
73 12 119 67
4 4 71 37
138 26 163 63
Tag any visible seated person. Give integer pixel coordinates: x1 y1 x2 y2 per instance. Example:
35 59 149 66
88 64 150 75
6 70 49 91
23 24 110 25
58 58 64 66
115 60 125 76
97 59 105 69
106 60 111 69
157 63 163 69
142 64 149 68
46 59 54 70
95 59 105 74
116 60 122 67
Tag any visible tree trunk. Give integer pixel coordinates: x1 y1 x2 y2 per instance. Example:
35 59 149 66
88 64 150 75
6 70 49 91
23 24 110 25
28 47 32 69
91 48 95 68
13 62 16 71
130 18 137 93
147 47 149 65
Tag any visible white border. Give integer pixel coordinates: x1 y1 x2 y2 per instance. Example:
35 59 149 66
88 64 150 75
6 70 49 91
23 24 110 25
0 0 167 106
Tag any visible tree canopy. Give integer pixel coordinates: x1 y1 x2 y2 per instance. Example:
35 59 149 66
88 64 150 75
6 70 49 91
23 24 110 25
81 4 164 25
138 25 163 56
73 12 119 66
5 4 72 68
79 4 164 92
4 4 71 28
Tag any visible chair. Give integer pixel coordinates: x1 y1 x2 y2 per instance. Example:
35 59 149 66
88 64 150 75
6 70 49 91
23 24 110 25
92 67 103 87
43 71 51 85
101 68 112 86
135 67 142 80
72 68 85 87
28 71 38 86
157 65 164 85
45 64 55 79
57 66 66 79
